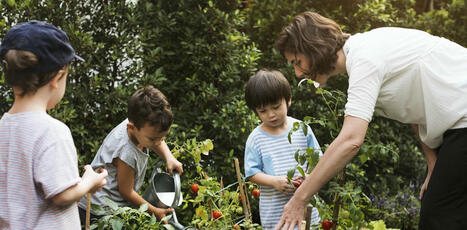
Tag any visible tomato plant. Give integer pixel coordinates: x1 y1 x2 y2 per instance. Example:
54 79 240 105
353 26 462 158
191 184 199 195
252 189 260 198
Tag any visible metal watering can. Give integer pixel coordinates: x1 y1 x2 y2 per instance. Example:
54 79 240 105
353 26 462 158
142 162 196 230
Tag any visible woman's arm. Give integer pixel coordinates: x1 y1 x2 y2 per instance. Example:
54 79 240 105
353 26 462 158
411 124 437 199
275 115 369 230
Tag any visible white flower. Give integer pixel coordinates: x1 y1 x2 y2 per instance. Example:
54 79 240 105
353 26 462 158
298 78 320 88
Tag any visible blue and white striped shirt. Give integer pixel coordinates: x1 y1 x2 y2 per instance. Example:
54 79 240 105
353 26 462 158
244 117 321 229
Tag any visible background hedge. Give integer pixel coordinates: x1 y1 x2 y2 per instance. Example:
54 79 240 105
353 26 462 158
1 0 466 228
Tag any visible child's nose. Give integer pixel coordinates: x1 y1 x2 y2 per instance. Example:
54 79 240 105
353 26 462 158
267 111 276 118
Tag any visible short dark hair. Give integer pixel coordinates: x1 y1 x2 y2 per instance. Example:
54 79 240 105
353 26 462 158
245 69 291 111
1 50 63 97
128 86 173 131
274 11 349 77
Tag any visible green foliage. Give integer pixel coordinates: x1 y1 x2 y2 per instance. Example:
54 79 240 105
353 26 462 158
133 0 260 184
90 197 172 230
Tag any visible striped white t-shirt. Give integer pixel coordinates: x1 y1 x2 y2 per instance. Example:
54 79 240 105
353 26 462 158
0 112 81 229
244 117 321 230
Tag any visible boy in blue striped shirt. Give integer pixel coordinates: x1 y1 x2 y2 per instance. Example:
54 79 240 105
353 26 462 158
244 70 321 229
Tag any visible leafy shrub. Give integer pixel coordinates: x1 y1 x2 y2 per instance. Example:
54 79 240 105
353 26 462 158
90 197 171 230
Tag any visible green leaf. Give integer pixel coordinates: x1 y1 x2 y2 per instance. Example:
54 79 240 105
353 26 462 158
370 220 387 230
297 167 305 178
91 203 107 215
104 197 118 211
302 122 308 136
138 203 148 212
161 214 172 222
358 154 370 164
110 219 123 230
294 149 299 163
287 167 295 180
299 154 306 165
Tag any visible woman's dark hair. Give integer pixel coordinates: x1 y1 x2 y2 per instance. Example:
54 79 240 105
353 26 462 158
128 86 173 131
245 69 291 111
1 50 61 97
274 11 349 76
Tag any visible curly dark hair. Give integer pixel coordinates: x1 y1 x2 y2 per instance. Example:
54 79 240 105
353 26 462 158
128 86 173 131
2 50 63 97
274 11 349 77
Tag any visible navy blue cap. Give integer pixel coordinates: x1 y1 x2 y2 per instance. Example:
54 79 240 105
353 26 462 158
0 20 84 73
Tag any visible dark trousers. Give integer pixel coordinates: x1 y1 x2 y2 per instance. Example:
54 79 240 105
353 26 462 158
419 128 467 230
78 206 104 228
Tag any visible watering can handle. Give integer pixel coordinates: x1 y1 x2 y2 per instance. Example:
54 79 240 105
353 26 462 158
171 170 181 208
149 161 163 182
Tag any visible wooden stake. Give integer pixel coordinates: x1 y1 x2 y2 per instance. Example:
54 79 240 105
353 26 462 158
243 179 251 217
304 204 313 230
234 158 250 221
85 193 91 230
332 169 345 230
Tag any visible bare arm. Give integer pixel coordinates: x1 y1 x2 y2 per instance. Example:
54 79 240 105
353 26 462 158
114 158 173 219
294 116 368 202
411 124 437 170
152 140 183 175
275 115 368 230
411 124 437 199
52 165 107 206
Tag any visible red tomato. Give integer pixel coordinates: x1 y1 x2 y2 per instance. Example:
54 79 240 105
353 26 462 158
293 178 303 188
238 194 242 201
233 224 241 230
321 219 333 230
212 210 222 219
190 184 199 195
252 189 260 198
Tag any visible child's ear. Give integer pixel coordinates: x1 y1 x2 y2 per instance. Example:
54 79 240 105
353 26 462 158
49 69 66 89
287 98 292 107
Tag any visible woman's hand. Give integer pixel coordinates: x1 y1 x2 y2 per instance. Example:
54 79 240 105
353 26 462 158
419 171 432 200
274 196 306 230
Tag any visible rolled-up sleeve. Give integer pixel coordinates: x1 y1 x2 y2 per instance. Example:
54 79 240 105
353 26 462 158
345 57 383 122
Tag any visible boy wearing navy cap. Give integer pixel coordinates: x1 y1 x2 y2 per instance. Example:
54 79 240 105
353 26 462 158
0 21 108 229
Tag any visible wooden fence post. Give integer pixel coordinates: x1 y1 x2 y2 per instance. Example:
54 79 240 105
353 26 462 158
234 158 251 221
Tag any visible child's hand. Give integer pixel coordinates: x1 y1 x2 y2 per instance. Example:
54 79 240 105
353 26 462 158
166 157 183 175
150 206 174 221
82 165 108 194
273 176 295 195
